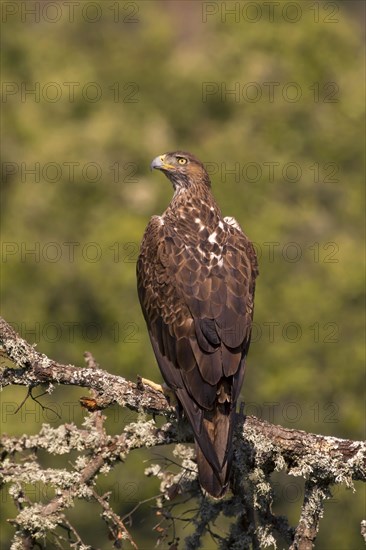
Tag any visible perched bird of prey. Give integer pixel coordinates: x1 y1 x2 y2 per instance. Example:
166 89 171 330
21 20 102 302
137 151 258 498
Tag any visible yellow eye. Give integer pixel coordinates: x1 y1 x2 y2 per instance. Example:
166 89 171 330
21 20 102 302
177 158 187 165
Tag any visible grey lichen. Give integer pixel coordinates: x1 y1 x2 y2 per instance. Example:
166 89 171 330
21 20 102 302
173 444 198 481
1 422 108 455
10 500 61 536
124 418 174 450
146 443 198 502
361 520 366 543
255 525 277 548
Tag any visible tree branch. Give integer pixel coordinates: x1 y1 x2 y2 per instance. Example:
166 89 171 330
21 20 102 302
0 317 172 417
1 316 364 480
1 316 365 549
289 480 330 550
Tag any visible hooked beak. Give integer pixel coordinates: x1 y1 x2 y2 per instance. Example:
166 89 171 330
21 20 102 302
150 154 175 171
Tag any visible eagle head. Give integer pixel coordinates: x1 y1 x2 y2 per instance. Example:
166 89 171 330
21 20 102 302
150 151 211 190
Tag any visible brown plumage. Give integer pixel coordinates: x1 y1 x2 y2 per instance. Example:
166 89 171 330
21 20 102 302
137 151 258 498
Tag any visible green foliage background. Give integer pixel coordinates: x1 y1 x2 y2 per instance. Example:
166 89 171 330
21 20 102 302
1 1 364 548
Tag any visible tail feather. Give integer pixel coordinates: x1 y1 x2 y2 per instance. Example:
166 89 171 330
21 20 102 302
175 388 236 499
196 443 230 498
195 404 235 498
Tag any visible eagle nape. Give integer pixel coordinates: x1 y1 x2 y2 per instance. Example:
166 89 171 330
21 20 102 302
137 151 258 498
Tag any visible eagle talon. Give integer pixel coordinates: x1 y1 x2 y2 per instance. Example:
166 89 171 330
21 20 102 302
136 375 145 391
140 378 178 407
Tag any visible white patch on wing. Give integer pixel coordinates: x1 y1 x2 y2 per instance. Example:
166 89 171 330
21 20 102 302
208 231 217 243
197 246 207 259
224 216 242 231
196 242 224 269
194 217 206 231
210 251 224 266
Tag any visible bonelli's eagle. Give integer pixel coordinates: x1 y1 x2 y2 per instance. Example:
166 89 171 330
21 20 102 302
137 151 258 498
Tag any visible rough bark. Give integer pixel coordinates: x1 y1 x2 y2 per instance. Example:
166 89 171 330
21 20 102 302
1 317 365 549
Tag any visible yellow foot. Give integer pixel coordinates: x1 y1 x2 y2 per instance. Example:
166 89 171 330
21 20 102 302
140 377 178 407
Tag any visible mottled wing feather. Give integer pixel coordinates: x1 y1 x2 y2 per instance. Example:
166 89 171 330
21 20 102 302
137 213 257 479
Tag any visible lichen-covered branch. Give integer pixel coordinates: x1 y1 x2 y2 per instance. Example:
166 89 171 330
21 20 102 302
241 415 365 484
1 316 365 549
1 317 364 481
289 480 330 550
2 414 176 549
0 317 172 417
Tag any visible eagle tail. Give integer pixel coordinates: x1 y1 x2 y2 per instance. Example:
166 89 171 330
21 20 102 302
195 404 235 499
